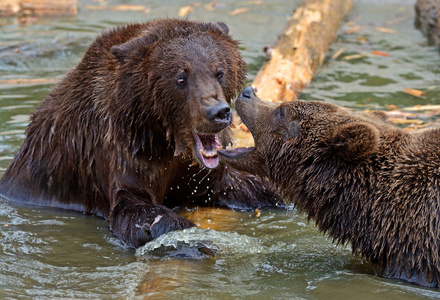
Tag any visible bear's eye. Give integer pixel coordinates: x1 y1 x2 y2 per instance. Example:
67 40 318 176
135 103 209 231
217 69 225 81
176 77 187 87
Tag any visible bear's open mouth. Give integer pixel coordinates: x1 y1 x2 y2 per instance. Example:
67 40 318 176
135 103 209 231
193 132 223 169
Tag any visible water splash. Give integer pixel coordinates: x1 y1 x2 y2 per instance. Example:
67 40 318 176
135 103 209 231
136 227 265 258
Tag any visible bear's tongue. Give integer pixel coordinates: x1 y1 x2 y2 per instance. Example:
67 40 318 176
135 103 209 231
193 133 222 169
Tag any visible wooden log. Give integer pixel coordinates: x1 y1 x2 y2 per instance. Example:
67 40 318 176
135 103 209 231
0 0 78 17
232 0 353 147
251 0 353 103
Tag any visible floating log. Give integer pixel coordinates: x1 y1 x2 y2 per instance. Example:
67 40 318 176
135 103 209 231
233 0 353 146
251 0 353 102
0 0 78 17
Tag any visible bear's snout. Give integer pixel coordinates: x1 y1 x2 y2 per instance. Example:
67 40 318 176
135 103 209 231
239 86 254 99
206 102 232 128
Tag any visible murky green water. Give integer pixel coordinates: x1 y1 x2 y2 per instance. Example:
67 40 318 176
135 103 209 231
0 0 439 299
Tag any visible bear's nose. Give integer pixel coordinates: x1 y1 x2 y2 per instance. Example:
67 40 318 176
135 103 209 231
207 103 232 125
239 86 254 99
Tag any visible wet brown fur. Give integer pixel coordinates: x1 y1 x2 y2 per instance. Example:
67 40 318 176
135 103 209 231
220 88 440 287
0 20 282 248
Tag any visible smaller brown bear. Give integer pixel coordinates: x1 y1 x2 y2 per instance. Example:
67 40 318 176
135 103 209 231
220 86 440 287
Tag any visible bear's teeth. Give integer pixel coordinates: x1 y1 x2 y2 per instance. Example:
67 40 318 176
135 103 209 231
192 132 221 169
200 149 218 158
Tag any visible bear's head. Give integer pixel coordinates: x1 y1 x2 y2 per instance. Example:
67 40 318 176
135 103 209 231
219 86 382 201
109 19 246 169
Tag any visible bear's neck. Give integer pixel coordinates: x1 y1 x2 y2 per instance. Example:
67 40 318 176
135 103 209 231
281 160 379 246
275 142 401 256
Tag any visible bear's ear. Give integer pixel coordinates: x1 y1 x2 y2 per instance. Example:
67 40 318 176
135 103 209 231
216 22 229 34
322 122 379 162
110 42 131 62
202 22 229 35
110 34 158 63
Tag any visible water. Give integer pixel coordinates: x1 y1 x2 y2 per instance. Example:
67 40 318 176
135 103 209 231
301 0 440 113
1 0 440 299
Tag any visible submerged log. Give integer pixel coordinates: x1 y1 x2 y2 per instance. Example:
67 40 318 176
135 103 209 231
415 0 440 47
251 0 353 103
0 0 78 17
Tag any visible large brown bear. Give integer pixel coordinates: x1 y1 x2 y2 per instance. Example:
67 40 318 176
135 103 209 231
0 20 282 248
220 86 440 287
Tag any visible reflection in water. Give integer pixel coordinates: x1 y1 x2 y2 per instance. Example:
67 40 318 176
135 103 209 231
0 0 440 299
180 206 243 231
